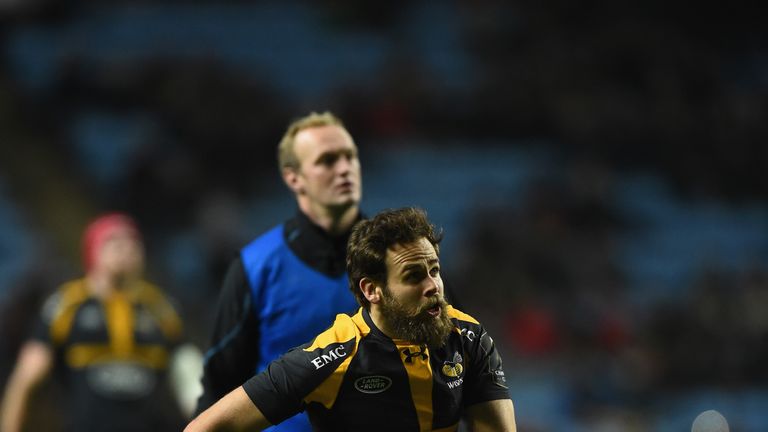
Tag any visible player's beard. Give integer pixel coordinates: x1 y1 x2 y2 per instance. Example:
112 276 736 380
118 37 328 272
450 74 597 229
379 290 454 348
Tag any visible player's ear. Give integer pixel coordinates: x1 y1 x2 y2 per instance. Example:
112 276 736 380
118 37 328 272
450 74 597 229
360 278 382 304
282 167 303 195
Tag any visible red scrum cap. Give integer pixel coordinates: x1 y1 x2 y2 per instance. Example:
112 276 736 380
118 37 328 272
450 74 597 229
82 213 141 271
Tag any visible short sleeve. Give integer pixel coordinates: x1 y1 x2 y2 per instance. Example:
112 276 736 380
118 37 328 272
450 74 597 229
29 289 65 344
242 325 357 426
462 325 510 407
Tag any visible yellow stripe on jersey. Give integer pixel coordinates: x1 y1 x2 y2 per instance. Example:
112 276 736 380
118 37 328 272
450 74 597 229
50 279 89 346
303 347 356 409
65 344 170 368
445 305 479 325
66 345 110 368
350 308 371 337
105 291 134 356
133 282 183 341
303 313 359 352
303 311 362 409
132 345 171 367
399 343 434 432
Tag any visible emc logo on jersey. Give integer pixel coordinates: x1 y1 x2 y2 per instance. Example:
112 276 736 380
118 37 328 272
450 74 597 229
310 345 347 370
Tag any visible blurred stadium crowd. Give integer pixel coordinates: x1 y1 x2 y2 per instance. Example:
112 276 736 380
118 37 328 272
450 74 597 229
1 1 766 431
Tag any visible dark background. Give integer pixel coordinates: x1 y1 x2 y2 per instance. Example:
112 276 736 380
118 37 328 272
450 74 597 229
1 1 766 430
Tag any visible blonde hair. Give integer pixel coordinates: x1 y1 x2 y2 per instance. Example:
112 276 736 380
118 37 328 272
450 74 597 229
277 111 345 170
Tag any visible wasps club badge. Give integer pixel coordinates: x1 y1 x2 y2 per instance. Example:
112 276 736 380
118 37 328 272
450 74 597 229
441 352 464 378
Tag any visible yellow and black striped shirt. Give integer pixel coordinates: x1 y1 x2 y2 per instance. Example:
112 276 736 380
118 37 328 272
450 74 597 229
243 305 509 432
34 278 184 431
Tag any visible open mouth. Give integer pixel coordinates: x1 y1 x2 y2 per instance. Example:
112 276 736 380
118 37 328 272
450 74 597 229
426 304 441 317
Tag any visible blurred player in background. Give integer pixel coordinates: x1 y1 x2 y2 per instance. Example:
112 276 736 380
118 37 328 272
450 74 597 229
186 207 516 432
1 213 192 431
195 111 363 431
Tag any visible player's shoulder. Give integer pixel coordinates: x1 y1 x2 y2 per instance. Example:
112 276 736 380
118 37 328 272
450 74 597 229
294 312 360 376
240 224 287 265
135 280 178 309
446 305 481 326
135 280 184 338
58 278 88 297
304 311 361 352
43 279 88 310
40 278 89 324
242 224 285 251
446 305 489 345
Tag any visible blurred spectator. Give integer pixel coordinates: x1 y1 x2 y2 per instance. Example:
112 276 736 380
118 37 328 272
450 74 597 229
1 213 197 432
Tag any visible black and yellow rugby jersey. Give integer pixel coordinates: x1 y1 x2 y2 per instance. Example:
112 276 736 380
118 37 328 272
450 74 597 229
243 305 509 432
33 278 185 431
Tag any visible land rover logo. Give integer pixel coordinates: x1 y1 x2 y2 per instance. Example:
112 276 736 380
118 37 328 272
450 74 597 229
354 376 392 394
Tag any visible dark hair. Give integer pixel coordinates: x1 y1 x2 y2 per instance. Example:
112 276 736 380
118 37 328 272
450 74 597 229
347 207 442 309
